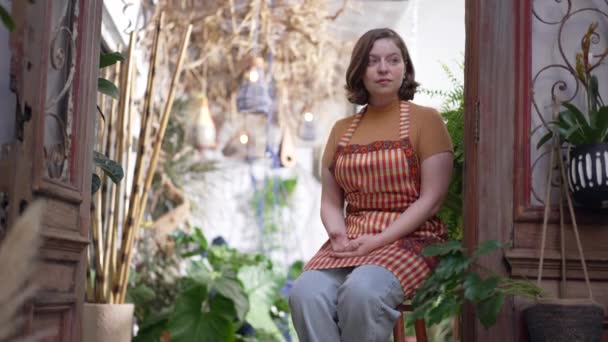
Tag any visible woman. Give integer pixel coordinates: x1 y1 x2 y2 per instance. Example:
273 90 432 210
288 28 453 342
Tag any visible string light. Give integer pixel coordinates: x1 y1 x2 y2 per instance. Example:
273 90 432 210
248 69 260 82
303 112 314 122
239 133 249 145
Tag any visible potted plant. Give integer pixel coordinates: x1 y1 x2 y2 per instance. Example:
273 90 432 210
130 227 300 342
82 50 132 342
407 240 542 331
537 22 608 208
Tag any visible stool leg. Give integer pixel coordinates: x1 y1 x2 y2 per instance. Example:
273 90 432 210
414 319 428 342
393 313 406 342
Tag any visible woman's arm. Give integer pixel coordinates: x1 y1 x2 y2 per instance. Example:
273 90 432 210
331 151 453 257
320 167 356 252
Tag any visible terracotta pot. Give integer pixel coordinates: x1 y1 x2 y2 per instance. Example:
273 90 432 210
82 303 134 342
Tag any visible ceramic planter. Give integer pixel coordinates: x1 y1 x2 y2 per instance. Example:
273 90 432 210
568 143 608 208
82 303 134 342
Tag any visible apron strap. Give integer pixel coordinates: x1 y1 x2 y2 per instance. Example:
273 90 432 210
399 101 410 139
338 106 366 147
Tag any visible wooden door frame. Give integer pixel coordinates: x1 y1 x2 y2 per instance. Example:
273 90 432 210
463 0 527 340
5 0 102 340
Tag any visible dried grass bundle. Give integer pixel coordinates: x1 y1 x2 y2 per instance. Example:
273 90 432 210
138 0 350 132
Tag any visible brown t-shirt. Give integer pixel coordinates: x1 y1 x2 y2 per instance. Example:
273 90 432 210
322 100 453 168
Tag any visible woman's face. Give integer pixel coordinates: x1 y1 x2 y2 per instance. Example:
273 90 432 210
362 38 405 101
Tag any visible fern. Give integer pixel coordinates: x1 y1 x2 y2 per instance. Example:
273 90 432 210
421 62 465 240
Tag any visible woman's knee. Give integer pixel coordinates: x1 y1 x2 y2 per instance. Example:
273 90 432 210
338 266 403 308
338 277 382 308
289 270 338 309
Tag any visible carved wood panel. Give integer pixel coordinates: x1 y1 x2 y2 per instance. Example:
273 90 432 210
2 0 102 341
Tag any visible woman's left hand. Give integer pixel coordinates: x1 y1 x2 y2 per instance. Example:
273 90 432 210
330 234 384 258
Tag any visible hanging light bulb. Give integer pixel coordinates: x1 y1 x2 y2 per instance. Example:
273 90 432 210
192 95 217 150
298 110 317 141
303 112 314 122
239 133 249 145
236 56 272 115
248 69 260 83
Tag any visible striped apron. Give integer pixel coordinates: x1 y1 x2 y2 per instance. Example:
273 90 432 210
304 101 447 298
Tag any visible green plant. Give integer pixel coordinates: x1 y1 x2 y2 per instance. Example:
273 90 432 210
250 177 298 235
408 240 542 329
98 52 123 99
130 227 299 342
537 22 608 149
0 4 15 32
91 51 125 194
420 62 464 240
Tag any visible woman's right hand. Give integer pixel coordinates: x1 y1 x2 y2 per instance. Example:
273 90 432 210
329 232 355 253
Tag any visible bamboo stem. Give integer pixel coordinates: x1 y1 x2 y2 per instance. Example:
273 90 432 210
115 12 165 302
102 63 123 303
91 202 105 301
98 68 109 252
120 23 193 303
86 246 94 302
107 31 136 303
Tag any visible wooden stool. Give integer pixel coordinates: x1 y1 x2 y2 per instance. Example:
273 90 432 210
393 303 428 342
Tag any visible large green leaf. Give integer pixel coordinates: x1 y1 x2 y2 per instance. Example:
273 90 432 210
471 240 503 259
93 151 124 184
168 285 235 342
193 227 209 251
238 265 281 337
476 293 505 329
99 51 124 68
536 130 554 150
0 5 15 32
558 125 587 145
433 254 470 280
562 102 594 142
464 273 500 302
595 106 608 141
214 274 249 322
188 261 249 323
426 296 461 326
98 77 120 99
421 240 463 257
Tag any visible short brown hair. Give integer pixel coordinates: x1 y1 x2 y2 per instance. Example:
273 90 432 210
345 28 419 105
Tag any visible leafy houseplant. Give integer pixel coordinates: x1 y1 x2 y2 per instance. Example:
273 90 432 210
130 227 301 342
407 240 542 329
537 22 608 208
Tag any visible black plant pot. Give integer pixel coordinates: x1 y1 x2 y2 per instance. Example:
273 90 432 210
568 143 608 209
524 301 604 342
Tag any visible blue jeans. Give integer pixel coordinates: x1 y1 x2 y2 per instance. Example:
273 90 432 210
289 265 404 342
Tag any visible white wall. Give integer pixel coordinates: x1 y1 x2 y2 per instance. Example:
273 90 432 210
412 0 465 109
327 0 465 110
0 0 16 147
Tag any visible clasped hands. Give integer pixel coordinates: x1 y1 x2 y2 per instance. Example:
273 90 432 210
329 232 383 258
